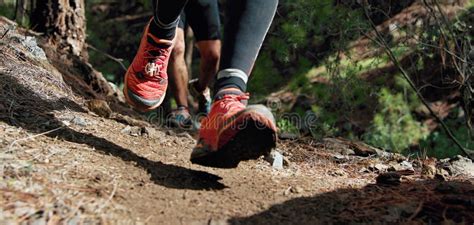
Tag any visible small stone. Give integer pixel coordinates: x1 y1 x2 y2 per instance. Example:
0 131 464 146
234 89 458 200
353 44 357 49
264 150 284 170
290 186 303 194
86 99 112 118
278 132 299 140
389 161 415 175
166 130 176 136
369 163 390 173
61 120 71 126
332 154 349 164
142 127 153 137
374 148 393 158
72 117 88 126
341 148 356 155
351 142 377 157
446 155 474 177
121 126 132 134
120 126 142 137
284 187 292 196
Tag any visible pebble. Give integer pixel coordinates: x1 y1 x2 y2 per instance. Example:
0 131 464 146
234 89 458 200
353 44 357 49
369 163 390 172
264 150 285 170
389 161 415 175
72 117 88 127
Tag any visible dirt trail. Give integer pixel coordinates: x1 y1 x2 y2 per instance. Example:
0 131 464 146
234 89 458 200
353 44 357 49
1 18 473 224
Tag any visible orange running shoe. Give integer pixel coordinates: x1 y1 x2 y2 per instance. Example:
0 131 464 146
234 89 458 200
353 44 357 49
124 20 173 112
191 88 277 168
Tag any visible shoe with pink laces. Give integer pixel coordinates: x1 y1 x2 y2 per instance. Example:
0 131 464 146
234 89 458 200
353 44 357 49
124 20 173 112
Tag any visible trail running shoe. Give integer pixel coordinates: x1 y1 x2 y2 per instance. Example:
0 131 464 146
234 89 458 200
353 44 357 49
167 106 193 129
190 88 277 168
124 20 173 112
189 79 212 116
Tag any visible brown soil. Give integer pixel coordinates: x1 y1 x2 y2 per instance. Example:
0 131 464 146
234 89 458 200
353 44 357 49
1 18 473 225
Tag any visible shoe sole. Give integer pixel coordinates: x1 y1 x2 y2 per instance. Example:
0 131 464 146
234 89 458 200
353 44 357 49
191 106 277 168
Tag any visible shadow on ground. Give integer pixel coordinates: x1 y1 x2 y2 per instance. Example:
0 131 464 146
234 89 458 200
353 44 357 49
0 69 226 191
229 179 474 224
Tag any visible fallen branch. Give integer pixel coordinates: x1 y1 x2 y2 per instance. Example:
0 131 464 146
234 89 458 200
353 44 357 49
87 45 127 72
362 1 474 160
7 126 64 151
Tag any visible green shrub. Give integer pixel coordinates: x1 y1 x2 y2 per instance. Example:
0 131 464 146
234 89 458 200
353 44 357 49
420 109 472 158
364 88 429 153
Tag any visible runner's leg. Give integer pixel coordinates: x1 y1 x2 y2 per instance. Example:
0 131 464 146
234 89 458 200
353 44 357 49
150 0 188 40
169 28 189 108
215 0 278 93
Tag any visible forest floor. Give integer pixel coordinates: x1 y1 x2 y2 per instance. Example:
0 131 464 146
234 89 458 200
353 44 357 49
0 17 473 224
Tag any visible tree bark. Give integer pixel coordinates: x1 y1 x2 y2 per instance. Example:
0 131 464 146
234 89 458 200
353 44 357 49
32 0 114 98
32 0 87 58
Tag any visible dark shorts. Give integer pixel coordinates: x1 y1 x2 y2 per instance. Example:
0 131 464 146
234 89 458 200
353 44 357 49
178 0 221 41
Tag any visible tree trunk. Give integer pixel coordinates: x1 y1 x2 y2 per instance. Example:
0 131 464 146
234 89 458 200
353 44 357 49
32 0 87 58
32 0 114 98
15 0 28 25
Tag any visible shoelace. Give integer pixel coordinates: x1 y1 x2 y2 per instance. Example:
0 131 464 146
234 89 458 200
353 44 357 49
143 45 170 82
219 94 249 111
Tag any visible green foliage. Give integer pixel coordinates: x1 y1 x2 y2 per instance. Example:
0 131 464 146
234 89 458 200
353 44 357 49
248 52 283 96
276 118 299 134
420 109 473 158
364 88 429 153
0 2 15 20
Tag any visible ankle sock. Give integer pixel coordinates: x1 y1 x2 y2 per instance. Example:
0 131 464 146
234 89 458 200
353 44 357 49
213 69 248 96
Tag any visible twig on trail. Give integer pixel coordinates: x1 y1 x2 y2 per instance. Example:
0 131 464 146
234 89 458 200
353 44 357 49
96 178 118 213
87 45 128 72
361 1 474 160
1 26 10 40
7 126 64 151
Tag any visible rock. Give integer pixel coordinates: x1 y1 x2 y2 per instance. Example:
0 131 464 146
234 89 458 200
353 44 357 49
20 36 47 60
86 99 112 118
323 138 355 155
446 155 474 177
369 163 390 173
278 132 300 140
374 148 393 158
290 186 304 194
121 126 143 137
341 148 356 156
72 116 88 126
264 150 285 170
61 120 71 126
142 127 165 139
166 130 176 136
389 161 415 175
350 141 377 157
376 172 401 186
332 154 349 164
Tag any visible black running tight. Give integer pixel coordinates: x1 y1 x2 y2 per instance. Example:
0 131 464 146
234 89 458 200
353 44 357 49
151 0 278 93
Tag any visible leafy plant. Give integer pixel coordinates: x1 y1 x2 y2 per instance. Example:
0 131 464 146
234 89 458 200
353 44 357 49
364 88 429 153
